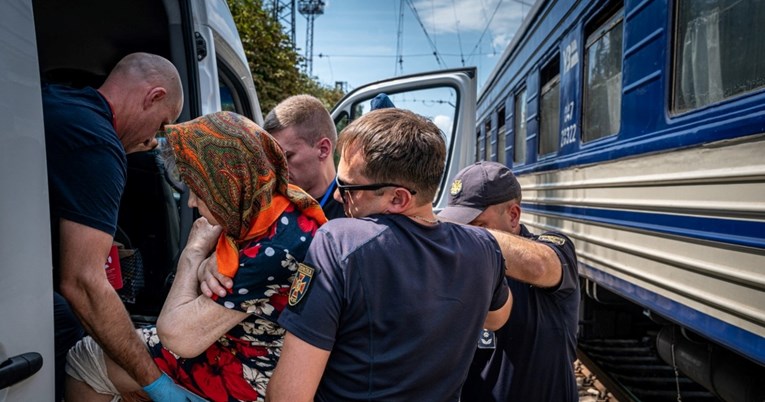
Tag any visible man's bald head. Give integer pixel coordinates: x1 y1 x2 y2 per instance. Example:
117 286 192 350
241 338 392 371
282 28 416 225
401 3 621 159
99 53 184 152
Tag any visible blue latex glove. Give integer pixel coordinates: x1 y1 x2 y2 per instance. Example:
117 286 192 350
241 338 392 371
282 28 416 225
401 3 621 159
143 373 207 402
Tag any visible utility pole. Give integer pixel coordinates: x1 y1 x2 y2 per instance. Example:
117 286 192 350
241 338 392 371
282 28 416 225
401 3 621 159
270 0 296 50
298 0 324 77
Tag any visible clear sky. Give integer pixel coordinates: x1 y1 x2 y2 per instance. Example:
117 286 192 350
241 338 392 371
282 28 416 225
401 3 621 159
292 0 533 93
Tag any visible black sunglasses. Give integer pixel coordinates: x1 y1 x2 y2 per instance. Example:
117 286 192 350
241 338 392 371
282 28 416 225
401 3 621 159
335 177 417 198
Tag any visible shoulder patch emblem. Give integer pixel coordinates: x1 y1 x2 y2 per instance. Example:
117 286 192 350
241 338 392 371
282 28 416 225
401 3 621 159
537 234 566 246
288 263 315 306
450 179 463 196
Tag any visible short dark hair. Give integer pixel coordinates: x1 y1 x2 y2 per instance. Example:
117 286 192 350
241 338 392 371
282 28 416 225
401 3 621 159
337 108 445 203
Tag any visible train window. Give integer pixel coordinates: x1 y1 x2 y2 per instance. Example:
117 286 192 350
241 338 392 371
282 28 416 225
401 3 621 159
497 107 506 164
539 57 561 155
485 119 492 161
583 7 623 142
475 128 481 162
513 88 527 164
672 0 765 112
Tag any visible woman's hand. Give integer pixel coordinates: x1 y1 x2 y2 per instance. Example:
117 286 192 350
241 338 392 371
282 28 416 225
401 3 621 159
184 217 222 258
197 254 234 298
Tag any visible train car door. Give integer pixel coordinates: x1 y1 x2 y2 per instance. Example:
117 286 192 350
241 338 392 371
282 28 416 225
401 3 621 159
331 67 477 210
0 1 54 401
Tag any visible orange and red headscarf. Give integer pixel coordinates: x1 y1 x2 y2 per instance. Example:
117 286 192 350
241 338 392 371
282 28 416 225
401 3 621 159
165 111 327 278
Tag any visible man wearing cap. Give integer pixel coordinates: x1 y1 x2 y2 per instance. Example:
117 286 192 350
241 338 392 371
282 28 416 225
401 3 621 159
438 161 580 402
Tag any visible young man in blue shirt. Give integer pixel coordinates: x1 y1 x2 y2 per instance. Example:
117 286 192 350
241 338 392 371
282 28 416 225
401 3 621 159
264 94 345 220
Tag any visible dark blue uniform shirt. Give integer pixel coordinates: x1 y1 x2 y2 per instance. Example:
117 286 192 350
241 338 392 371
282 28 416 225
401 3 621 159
461 224 580 402
43 84 126 278
279 215 509 402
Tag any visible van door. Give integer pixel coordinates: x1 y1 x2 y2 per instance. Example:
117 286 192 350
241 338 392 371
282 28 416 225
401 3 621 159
0 1 55 401
191 0 263 123
330 67 477 210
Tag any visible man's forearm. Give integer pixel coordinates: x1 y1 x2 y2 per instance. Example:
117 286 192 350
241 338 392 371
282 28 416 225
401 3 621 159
487 228 562 287
61 278 161 386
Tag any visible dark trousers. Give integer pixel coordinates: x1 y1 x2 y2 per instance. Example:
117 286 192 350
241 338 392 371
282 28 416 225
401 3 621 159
54 292 85 402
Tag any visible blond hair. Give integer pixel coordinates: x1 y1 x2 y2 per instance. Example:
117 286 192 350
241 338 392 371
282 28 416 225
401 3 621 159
264 94 337 147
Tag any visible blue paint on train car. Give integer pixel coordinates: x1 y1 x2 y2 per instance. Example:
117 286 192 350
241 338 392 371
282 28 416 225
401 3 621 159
480 0 765 176
475 0 765 380
581 263 765 367
523 203 765 250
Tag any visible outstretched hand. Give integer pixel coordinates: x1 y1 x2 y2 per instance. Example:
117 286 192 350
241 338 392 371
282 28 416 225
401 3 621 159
197 253 233 298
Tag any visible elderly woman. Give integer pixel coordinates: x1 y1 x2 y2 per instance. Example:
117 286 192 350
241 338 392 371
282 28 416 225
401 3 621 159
65 111 327 402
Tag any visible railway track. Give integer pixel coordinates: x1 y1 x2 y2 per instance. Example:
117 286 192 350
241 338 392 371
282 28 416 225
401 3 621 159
577 337 720 402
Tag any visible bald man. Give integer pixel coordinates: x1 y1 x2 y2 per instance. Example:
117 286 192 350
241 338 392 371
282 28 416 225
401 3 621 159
44 52 190 401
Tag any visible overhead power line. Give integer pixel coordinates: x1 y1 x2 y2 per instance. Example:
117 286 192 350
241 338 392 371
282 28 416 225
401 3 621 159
395 0 405 75
467 0 503 64
317 52 498 58
451 0 466 66
404 0 444 68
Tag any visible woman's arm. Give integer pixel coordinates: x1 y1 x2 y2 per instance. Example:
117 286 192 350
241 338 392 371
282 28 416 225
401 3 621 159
156 218 247 358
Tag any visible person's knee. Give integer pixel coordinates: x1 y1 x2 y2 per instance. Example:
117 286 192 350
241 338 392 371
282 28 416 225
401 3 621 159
66 337 121 398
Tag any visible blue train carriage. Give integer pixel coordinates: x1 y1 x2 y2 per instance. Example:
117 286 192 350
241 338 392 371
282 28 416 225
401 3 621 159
475 0 765 399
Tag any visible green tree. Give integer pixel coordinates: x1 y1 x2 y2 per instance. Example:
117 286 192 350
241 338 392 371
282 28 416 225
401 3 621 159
227 0 345 115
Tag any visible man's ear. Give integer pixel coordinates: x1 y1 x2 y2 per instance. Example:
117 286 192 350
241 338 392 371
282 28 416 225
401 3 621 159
143 87 167 110
386 187 413 214
316 137 333 160
508 202 522 228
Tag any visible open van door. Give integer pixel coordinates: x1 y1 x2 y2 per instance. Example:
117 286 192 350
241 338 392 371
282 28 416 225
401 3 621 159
1 1 263 399
330 67 477 210
0 1 54 400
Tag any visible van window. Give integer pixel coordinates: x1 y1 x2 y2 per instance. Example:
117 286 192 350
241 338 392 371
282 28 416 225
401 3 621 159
218 60 251 117
350 86 458 153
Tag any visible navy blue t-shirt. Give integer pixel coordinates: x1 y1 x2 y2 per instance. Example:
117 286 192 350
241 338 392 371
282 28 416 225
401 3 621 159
43 84 126 275
461 225 580 402
279 215 509 402
318 181 345 220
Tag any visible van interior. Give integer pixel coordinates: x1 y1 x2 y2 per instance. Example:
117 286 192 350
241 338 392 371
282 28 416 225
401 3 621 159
33 0 193 320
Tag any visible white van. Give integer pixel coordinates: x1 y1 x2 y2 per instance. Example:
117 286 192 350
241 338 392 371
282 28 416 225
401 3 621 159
0 0 261 399
0 0 476 400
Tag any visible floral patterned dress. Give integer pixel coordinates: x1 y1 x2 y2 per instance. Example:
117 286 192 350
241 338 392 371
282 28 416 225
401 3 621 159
140 204 321 402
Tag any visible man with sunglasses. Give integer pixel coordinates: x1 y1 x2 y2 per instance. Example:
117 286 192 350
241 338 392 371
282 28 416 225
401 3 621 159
267 108 513 402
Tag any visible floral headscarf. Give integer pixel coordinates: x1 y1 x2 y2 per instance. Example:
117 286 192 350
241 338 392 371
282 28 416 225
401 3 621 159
165 111 327 277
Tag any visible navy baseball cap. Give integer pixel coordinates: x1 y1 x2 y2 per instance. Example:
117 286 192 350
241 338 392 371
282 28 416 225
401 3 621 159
438 161 521 224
